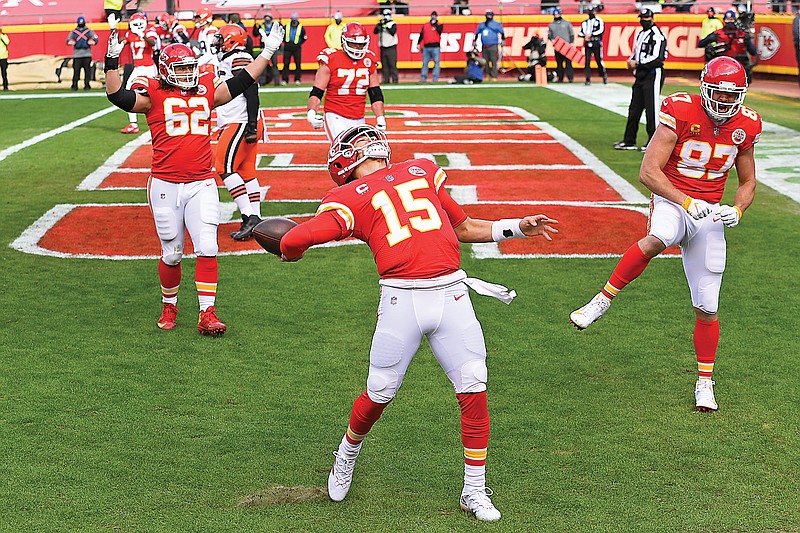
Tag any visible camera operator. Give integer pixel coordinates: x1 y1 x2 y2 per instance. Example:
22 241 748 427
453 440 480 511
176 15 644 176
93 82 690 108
698 9 757 82
518 34 546 82
450 48 485 84
374 9 399 84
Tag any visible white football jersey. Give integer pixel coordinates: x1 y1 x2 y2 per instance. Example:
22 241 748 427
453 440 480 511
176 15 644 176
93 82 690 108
214 50 253 127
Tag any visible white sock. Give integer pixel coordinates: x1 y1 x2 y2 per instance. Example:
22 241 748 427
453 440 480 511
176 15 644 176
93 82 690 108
463 463 486 493
245 178 262 217
223 173 254 217
338 435 362 459
127 112 137 125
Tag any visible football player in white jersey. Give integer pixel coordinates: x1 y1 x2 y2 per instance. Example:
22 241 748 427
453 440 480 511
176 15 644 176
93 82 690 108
212 24 265 240
193 8 219 71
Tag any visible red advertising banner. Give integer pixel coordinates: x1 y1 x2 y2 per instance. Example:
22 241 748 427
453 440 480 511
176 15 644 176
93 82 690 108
3 14 797 75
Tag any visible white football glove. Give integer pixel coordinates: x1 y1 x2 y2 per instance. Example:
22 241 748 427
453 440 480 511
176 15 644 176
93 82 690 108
307 109 324 130
261 24 285 59
717 205 742 227
375 115 387 132
683 196 713 220
107 13 119 30
107 31 125 59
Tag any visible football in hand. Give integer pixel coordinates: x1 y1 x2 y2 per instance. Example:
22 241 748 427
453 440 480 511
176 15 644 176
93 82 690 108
252 217 298 256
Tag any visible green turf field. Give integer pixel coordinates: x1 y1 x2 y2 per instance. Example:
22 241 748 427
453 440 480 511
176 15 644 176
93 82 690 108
1 85 798 532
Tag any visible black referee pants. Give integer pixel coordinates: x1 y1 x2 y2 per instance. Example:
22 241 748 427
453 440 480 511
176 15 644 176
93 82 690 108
584 43 606 81
623 67 664 146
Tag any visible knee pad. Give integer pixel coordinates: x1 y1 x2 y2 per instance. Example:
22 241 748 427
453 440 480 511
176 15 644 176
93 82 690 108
696 274 721 315
152 206 178 242
367 367 400 404
456 358 488 394
162 247 183 266
705 231 727 274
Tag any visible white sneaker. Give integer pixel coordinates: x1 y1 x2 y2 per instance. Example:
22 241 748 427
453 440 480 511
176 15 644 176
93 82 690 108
460 487 501 522
570 293 611 330
327 450 358 502
695 379 718 411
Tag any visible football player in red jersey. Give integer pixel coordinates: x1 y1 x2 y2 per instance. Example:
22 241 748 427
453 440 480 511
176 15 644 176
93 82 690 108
103 24 285 335
279 124 558 521
570 57 761 412
119 12 158 134
306 22 386 142
212 24 265 240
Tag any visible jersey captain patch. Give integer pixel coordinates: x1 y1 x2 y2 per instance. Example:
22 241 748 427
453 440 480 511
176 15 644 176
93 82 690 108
731 128 746 145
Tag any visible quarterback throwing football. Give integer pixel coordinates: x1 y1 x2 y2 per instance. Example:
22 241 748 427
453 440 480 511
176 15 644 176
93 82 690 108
306 22 386 142
570 57 762 412
103 25 284 335
279 124 558 521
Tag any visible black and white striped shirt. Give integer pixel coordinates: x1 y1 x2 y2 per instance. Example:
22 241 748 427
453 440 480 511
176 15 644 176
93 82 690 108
579 17 604 43
631 24 668 70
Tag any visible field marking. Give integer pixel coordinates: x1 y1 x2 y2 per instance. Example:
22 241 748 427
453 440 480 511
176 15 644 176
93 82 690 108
76 131 152 191
0 106 118 163
547 83 800 205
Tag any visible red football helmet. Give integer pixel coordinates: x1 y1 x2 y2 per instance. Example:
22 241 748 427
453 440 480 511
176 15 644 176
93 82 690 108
341 22 370 60
212 24 247 55
700 56 748 122
328 124 390 185
159 13 175 30
129 12 147 34
158 43 199 90
195 8 213 28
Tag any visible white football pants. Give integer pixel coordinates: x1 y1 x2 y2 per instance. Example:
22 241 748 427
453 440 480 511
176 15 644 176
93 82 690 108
324 112 366 143
366 274 489 404
648 194 726 314
147 177 221 265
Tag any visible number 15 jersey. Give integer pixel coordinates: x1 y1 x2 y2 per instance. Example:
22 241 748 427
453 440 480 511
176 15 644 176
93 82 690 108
316 159 468 279
658 93 762 203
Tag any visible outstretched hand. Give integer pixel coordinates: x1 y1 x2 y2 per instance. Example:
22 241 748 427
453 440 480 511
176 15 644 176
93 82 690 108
107 30 124 58
520 215 559 241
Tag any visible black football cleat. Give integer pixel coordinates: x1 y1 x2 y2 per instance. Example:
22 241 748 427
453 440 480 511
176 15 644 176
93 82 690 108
231 214 262 241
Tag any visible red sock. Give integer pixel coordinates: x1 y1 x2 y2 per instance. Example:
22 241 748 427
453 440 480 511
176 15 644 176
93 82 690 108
346 391 388 445
195 256 218 311
457 391 490 467
694 319 720 379
602 243 652 300
158 259 181 304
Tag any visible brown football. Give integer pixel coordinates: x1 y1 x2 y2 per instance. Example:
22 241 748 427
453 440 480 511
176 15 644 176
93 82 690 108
252 217 298 256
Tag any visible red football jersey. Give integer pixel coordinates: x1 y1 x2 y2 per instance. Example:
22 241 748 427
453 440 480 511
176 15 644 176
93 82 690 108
132 74 216 183
124 27 158 67
317 48 378 119
315 159 467 279
658 92 762 203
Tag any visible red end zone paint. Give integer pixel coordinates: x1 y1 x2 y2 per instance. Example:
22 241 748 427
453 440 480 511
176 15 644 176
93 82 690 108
21 104 660 260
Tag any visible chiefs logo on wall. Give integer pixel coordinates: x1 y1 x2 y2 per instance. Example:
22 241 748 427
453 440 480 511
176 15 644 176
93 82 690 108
757 27 780 60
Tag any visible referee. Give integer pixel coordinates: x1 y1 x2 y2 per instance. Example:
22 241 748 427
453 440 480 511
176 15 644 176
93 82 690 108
613 8 668 151
579 6 606 85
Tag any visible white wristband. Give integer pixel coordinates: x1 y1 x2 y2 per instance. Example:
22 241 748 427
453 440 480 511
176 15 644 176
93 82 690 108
491 219 525 242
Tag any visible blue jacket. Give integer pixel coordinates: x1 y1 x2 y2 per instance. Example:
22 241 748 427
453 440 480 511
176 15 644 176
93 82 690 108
475 19 504 46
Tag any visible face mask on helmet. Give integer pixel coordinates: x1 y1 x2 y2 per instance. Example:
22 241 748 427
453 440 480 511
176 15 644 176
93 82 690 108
129 14 147 33
700 58 748 122
159 44 199 90
212 24 247 56
327 125 391 186
342 23 369 60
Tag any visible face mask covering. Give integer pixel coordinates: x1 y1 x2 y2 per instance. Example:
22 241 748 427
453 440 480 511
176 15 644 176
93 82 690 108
640 20 653 29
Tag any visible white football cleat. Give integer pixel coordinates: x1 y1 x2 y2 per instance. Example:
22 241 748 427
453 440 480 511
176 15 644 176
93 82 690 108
460 487 501 521
695 379 718 412
327 450 358 502
570 293 611 330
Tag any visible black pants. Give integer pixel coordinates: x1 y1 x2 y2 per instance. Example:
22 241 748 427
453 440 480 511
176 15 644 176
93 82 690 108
623 67 664 146
72 56 92 89
282 44 302 82
380 45 398 84
584 43 606 81
554 51 573 82
0 58 8 90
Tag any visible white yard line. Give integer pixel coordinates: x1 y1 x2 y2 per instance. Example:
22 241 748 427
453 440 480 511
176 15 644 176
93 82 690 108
0 106 118 163
547 82 800 205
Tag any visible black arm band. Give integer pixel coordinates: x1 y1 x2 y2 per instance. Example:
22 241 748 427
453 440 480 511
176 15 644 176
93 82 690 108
309 86 325 99
367 86 384 104
104 55 119 72
107 87 137 112
225 69 256 100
